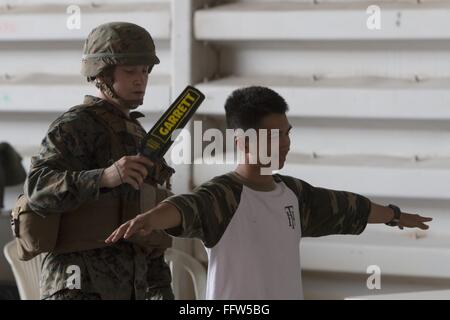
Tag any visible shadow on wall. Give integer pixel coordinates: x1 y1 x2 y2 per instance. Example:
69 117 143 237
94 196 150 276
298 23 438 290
0 142 27 211
0 142 26 298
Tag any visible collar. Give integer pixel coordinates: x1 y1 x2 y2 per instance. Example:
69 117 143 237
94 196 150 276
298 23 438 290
83 95 146 121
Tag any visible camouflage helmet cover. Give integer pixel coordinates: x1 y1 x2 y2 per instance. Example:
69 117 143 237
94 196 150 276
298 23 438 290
81 21 160 78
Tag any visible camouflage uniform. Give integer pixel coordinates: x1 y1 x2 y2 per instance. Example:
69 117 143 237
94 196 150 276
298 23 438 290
163 172 371 246
25 96 174 300
24 21 174 300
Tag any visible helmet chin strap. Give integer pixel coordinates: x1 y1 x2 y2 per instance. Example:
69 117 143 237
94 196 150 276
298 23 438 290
96 78 143 110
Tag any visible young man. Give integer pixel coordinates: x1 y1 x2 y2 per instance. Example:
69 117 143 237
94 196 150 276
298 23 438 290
106 86 432 300
24 22 175 300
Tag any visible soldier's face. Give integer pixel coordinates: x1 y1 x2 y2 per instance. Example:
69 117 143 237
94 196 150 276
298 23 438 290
112 65 150 108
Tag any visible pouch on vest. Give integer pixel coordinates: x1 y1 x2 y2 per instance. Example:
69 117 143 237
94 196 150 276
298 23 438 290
11 191 122 260
10 194 60 261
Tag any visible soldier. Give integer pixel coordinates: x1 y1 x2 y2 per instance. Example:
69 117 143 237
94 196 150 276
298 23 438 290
107 86 433 300
24 22 175 300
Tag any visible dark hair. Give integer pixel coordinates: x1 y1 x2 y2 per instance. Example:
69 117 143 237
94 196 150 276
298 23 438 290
224 86 289 130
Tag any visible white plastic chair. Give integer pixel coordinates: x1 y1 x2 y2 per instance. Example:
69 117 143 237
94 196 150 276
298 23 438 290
164 248 207 300
3 240 43 300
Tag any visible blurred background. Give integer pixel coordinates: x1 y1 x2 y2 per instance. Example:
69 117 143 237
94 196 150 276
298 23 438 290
1 0 450 299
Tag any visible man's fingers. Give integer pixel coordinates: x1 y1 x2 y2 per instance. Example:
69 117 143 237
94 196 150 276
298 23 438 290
418 222 430 230
105 223 130 243
105 217 147 243
129 155 155 168
124 218 144 239
106 228 121 243
124 171 142 190
413 215 432 229
127 162 148 179
116 156 156 189
402 218 430 230
136 155 155 168
111 224 130 242
105 230 117 243
123 177 140 190
127 169 145 185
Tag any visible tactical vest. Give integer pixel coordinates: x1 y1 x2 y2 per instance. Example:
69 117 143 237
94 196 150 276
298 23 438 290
11 101 173 261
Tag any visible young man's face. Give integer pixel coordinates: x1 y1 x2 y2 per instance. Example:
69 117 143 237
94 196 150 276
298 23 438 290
237 113 292 170
258 113 292 169
112 64 151 107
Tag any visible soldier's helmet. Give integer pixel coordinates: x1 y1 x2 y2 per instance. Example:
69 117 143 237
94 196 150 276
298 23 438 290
81 21 160 79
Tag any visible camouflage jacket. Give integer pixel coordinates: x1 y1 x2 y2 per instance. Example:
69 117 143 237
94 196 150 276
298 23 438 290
24 95 172 299
163 172 372 247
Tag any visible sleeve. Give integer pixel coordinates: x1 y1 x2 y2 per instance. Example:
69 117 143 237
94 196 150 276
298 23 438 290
24 112 105 215
290 177 371 237
162 176 242 248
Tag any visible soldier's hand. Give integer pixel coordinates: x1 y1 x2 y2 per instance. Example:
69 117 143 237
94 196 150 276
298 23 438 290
398 212 433 230
100 155 155 190
105 213 153 243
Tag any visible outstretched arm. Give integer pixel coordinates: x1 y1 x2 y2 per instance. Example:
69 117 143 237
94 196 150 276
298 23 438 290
283 175 433 237
105 202 181 243
106 175 242 247
368 202 432 230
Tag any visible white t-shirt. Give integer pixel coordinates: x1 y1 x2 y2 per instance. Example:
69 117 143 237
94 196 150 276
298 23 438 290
164 172 371 300
206 181 302 299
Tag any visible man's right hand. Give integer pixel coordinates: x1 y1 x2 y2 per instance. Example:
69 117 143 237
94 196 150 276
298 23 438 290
100 155 155 190
104 202 182 244
105 212 154 243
